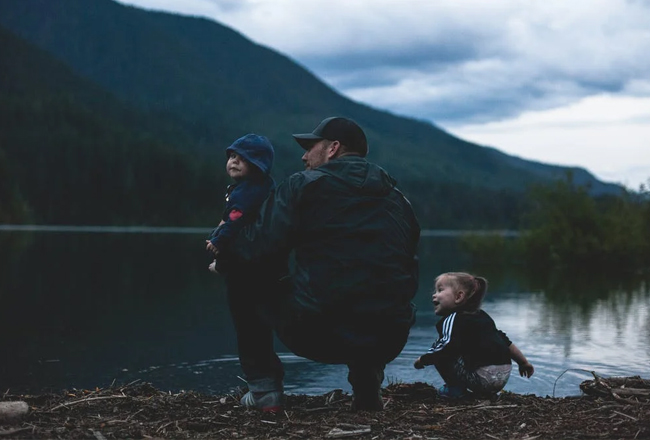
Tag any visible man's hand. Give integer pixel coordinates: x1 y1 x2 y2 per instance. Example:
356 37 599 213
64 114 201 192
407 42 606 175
208 260 219 273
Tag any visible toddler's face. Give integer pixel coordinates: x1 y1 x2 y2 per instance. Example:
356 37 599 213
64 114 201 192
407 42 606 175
431 276 461 316
226 153 252 181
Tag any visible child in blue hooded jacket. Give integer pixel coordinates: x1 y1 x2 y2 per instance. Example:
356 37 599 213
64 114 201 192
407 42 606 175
206 133 275 267
205 134 288 412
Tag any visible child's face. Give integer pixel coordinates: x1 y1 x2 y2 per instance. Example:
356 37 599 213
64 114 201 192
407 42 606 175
226 153 252 181
431 276 464 316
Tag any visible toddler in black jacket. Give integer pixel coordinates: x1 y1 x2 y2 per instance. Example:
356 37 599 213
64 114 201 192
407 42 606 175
414 272 534 398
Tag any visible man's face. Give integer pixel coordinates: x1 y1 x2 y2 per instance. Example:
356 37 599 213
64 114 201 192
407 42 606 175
301 139 332 170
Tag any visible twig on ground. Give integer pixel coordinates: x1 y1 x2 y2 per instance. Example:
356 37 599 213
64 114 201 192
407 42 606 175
119 379 141 391
48 395 128 411
611 410 638 421
0 428 32 437
90 429 107 440
326 425 371 438
553 368 596 397
444 404 518 413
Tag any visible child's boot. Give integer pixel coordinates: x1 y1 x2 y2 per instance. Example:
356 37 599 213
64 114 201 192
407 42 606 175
437 384 467 398
240 377 284 413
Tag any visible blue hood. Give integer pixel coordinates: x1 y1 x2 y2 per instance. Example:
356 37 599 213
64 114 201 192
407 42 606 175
226 134 274 175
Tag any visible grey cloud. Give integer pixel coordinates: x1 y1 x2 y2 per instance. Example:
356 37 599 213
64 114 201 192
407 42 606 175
626 0 650 7
300 40 481 90
266 4 650 126
207 0 248 13
130 0 650 127
408 87 567 126
302 42 649 125
353 72 597 126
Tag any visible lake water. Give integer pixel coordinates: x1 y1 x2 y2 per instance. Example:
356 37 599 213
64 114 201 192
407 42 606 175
1 230 648 398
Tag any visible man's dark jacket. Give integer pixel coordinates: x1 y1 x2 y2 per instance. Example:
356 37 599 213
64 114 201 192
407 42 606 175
233 155 420 335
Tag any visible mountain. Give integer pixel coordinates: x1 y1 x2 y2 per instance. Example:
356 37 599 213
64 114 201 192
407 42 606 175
0 26 223 225
0 0 625 228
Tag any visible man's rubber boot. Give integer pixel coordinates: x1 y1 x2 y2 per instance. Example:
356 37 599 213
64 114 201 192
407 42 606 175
351 388 383 411
348 363 385 412
240 378 284 413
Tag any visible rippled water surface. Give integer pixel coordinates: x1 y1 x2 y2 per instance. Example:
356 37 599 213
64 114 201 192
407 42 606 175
1 230 648 397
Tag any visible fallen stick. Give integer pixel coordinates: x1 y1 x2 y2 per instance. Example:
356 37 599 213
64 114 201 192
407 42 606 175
49 395 127 411
609 388 650 397
0 427 32 437
90 429 108 440
326 426 371 438
444 403 518 413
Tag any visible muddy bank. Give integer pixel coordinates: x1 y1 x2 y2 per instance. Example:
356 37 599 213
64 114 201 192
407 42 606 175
1 376 649 439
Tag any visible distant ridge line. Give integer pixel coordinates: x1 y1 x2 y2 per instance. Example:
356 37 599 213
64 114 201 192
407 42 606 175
0 225 520 236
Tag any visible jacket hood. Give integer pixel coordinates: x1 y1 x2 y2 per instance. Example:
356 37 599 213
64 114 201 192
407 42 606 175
316 156 396 196
226 134 274 175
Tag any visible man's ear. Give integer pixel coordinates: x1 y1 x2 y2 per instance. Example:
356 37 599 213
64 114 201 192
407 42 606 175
327 141 341 159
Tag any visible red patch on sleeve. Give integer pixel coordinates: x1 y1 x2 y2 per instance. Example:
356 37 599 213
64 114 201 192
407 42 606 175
228 209 243 221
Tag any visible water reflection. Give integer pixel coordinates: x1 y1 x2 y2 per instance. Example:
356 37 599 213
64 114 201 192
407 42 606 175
0 231 234 394
0 231 648 398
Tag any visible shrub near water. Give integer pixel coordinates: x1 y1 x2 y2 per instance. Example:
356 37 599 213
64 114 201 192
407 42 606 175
462 173 650 275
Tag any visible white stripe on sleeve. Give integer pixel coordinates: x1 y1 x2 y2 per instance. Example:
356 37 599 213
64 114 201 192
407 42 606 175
428 312 456 353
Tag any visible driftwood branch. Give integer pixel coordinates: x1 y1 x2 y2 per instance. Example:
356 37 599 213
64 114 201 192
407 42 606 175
326 424 371 438
611 388 650 397
0 401 28 422
580 375 650 405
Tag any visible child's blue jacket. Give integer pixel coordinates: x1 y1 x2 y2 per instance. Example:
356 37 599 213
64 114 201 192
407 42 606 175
208 133 275 251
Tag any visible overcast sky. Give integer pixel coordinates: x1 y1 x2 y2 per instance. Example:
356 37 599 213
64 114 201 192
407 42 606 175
116 0 650 190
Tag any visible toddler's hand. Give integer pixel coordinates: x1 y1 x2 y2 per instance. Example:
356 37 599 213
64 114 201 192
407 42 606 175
208 260 218 273
413 358 425 369
206 240 219 255
518 361 534 378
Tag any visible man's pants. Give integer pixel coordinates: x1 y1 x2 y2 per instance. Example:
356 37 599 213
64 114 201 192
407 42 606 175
225 277 410 397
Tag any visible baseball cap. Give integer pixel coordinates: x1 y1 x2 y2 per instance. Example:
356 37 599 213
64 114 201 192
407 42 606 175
292 117 368 157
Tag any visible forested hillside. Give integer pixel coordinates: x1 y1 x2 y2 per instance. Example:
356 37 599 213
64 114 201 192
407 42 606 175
0 27 224 225
0 0 625 228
